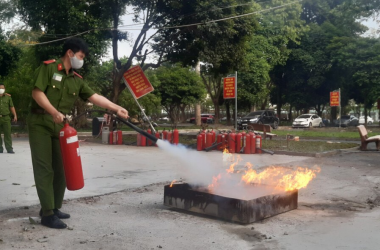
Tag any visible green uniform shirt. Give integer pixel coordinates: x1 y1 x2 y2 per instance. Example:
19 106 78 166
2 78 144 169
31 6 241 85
0 94 14 116
31 59 95 114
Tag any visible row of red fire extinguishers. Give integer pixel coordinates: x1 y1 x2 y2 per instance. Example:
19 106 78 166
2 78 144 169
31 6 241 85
197 130 271 154
136 128 180 146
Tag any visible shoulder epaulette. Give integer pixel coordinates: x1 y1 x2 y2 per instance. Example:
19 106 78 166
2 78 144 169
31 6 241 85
5 93 11 96
43 59 56 65
73 71 83 79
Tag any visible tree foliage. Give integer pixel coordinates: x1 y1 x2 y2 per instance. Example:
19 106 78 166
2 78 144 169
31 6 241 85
269 0 380 118
17 0 114 72
0 28 21 77
148 64 205 125
239 0 306 113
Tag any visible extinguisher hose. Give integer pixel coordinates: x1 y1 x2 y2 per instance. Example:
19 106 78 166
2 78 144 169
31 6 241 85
72 110 158 143
115 117 158 143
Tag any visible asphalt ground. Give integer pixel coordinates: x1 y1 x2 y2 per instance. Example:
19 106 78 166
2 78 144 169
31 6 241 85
0 137 379 250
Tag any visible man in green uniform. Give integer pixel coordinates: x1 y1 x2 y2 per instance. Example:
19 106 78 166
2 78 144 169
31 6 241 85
28 38 129 229
0 83 17 154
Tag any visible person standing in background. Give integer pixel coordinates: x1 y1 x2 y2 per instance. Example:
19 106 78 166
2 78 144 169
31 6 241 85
0 83 17 154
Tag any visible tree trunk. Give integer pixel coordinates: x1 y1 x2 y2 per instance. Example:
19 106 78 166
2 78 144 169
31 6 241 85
213 98 220 124
276 83 282 118
180 105 186 122
364 107 368 126
195 103 201 126
260 100 267 110
277 103 282 121
289 105 293 121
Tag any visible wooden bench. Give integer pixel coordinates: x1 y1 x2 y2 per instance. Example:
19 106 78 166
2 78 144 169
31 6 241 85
357 125 380 151
248 123 277 140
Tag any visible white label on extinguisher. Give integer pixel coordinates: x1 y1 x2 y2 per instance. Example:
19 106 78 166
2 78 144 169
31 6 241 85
60 131 64 137
66 135 78 144
256 138 260 148
77 148 80 157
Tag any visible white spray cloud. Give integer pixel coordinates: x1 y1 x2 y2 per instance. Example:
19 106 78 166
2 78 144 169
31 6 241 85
156 140 221 187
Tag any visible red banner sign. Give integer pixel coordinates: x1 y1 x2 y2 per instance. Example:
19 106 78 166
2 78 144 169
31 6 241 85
330 91 340 107
223 77 236 99
123 66 154 99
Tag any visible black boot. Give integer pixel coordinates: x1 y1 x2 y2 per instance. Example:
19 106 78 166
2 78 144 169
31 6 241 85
41 215 67 229
53 209 70 219
39 209 71 219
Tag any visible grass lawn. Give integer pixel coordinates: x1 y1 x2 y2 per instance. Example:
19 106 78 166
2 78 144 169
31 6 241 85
262 140 358 153
273 129 379 139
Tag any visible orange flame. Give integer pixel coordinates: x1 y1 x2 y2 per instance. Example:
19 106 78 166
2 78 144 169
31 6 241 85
208 149 321 193
241 166 321 191
208 174 222 191
170 180 176 188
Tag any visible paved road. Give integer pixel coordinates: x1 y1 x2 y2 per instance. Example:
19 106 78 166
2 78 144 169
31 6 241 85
1 139 380 250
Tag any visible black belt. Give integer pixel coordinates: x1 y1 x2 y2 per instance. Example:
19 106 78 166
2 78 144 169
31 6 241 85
0 114 9 117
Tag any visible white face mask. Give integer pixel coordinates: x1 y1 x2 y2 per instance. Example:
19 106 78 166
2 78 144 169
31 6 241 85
69 52 84 69
0 89 5 95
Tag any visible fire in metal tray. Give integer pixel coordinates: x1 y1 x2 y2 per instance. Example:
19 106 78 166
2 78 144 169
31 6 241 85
164 149 320 223
164 183 298 224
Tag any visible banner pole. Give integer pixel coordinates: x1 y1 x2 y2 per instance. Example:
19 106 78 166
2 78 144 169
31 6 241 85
339 88 341 128
235 71 238 130
123 78 156 134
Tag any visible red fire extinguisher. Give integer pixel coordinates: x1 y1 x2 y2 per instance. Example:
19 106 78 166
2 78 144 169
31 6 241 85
141 132 147 147
256 134 262 154
113 130 117 145
167 130 173 144
201 130 206 150
162 129 168 140
109 131 114 145
173 128 179 145
224 133 228 151
59 123 84 191
229 132 236 153
197 133 203 151
147 129 153 146
206 132 213 149
211 129 216 144
236 132 242 153
155 131 160 147
221 134 226 150
244 133 251 154
117 130 123 145
217 133 224 151
236 133 243 153
250 132 256 154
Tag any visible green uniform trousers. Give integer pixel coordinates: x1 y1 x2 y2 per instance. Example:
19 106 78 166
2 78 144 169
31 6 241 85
0 115 12 152
27 114 66 213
